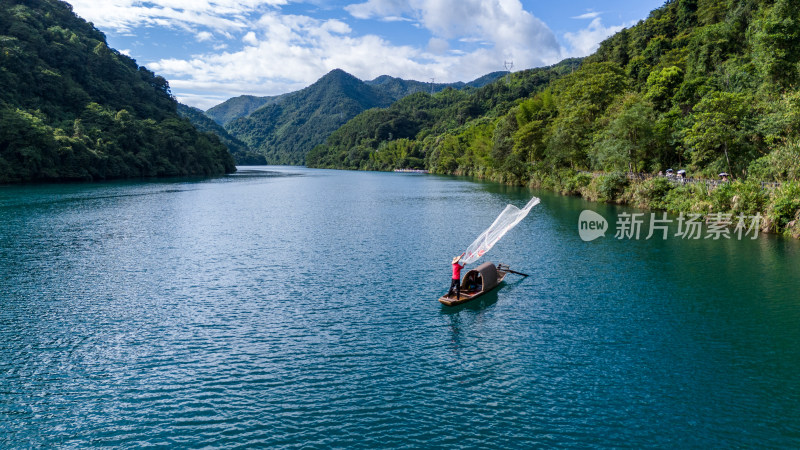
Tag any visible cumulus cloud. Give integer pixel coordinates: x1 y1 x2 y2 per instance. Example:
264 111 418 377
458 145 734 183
242 31 259 45
563 17 626 57
149 12 433 100
344 0 562 69
427 37 449 55
68 0 607 108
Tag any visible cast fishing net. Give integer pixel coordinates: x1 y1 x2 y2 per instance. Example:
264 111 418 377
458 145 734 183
460 196 540 264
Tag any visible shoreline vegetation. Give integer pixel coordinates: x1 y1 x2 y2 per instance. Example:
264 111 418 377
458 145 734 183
457 167 800 239
306 0 800 239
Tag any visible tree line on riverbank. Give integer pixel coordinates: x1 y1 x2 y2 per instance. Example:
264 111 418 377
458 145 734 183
306 0 800 236
0 0 235 182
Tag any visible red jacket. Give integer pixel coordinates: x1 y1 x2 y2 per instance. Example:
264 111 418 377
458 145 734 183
452 262 465 280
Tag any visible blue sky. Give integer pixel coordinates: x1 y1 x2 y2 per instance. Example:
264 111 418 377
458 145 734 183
65 0 666 110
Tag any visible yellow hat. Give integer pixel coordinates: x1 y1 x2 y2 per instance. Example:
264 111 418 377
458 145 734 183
452 255 461 264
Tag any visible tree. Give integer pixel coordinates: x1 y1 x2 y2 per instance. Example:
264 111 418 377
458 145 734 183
682 91 755 176
592 94 658 172
645 66 683 111
749 0 800 87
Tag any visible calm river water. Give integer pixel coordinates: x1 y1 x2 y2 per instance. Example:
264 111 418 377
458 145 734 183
1 166 799 447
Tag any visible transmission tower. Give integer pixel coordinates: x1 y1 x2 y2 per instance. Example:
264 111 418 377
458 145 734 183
430 77 435 95
504 61 514 83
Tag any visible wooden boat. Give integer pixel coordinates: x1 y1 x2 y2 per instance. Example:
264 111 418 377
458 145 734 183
439 261 510 306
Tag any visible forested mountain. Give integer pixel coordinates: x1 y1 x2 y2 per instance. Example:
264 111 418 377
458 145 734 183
0 0 235 182
363 71 508 99
307 0 800 185
177 104 264 165
306 59 581 170
208 71 507 127
205 94 288 126
223 69 388 164
218 69 508 164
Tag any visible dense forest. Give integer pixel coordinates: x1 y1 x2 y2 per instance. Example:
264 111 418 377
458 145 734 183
177 104 265 165
219 69 507 165
310 0 800 181
306 60 581 171
0 0 235 182
206 94 289 126
307 0 800 236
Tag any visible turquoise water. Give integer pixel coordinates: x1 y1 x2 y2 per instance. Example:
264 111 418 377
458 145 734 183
1 166 799 447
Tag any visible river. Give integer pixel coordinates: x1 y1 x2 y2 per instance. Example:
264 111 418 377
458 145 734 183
1 166 799 447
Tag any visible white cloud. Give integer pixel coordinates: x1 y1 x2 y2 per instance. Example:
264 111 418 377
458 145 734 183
68 0 604 108
346 0 411 20
65 0 287 33
196 31 213 41
242 31 259 45
344 0 562 70
427 37 449 55
147 5 566 108
563 17 626 57
572 11 602 20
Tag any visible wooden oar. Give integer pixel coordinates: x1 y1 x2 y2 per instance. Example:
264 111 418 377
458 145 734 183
506 268 529 277
498 265 529 277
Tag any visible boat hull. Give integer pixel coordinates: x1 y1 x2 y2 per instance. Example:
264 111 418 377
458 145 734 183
438 264 508 306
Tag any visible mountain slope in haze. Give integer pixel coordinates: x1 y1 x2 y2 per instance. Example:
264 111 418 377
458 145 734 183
222 69 508 164
177 104 265 165
0 0 235 182
205 94 288 126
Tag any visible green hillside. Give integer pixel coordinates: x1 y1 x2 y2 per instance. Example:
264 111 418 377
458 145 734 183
307 0 800 236
208 71 507 128
223 69 393 165
308 0 800 181
363 71 508 99
205 94 288 126
177 103 265 165
219 69 508 164
0 0 235 183
306 59 581 170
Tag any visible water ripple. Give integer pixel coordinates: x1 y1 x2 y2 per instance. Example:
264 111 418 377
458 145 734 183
2 169 800 447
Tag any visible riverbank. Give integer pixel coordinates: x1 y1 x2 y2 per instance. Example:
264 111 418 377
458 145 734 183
434 166 800 239
524 168 800 239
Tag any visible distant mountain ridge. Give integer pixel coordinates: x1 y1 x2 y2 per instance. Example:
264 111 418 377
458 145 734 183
214 69 508 164
206 94 289 126
207 71 508 126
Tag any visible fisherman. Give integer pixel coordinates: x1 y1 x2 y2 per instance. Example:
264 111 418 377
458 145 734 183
448 252 466 299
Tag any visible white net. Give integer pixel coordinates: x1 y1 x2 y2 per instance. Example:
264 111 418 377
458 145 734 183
460 196 540 264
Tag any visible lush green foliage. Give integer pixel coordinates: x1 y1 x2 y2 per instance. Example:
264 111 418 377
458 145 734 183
0 0 235 182
307 60 582 171
306 0 800 236
225 69 394 165
205 94 287 126
308 0 800 183
177 103 264 164
221 69 507 165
